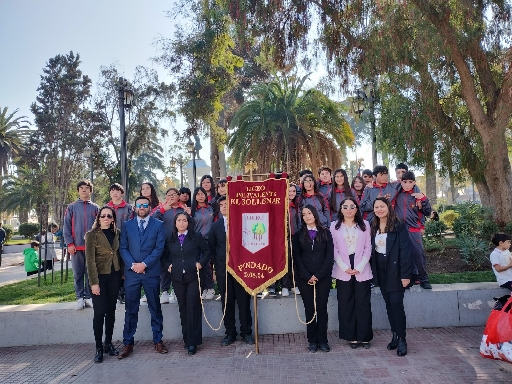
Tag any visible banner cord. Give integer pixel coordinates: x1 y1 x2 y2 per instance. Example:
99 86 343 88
197 264 228 331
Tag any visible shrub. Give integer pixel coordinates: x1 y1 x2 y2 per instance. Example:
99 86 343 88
18 223 40 239
456 234 491 270
439 210 458 228
504 222 512 236
2 224 14 242
477 220 500 243
424 220 448 238
452 201 494 237
437 204 457 213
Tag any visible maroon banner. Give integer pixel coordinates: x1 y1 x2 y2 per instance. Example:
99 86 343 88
226 178 288 295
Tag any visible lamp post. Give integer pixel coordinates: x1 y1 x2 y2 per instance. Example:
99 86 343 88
83 147 94 202
187 138 196 190
354 88 377 168
118 77 134 202
170 155 185 188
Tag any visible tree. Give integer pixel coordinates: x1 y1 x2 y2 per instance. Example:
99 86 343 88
0 107 29 182
228 75 354 177
227 0 512 223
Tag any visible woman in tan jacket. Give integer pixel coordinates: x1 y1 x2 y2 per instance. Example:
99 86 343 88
86 206 122 363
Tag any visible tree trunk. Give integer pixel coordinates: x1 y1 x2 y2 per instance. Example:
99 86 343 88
448 167 457 204
210 137 220 180
425 152 437 206
18 209 29 223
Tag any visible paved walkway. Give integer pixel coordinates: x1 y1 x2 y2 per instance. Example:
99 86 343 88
0 327 510 383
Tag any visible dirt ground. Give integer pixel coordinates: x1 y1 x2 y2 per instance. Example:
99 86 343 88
426 247 490 273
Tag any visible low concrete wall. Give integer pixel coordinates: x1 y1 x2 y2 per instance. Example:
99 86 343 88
0 283 508 347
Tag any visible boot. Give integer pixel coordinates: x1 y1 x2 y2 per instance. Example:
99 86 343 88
387 332 398 350
94 348 103 363
396 337 407 356
104 342 119 356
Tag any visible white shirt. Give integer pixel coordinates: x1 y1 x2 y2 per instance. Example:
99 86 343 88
375 231 387 254
137 217 148 230
343 223 358 255
490 248 512 286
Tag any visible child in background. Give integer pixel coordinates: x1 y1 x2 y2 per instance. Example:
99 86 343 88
490 233 512 291
24 241 43 276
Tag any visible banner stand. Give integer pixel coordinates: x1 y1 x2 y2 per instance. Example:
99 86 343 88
253 294 259 354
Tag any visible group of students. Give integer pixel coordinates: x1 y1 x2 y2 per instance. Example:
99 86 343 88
62 161 436 363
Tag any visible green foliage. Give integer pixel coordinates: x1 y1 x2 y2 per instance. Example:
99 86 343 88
18 223 39 239
437 204 457 213
0 107 29 178
424 220 448 238
423 237 444 252
429 271 495 284
2 224 13 242
452 202 494 237
477 220 500 243
504 222 512 236
456 234 491 270
228 75 354 177
439 210 459 228
0 278 75 305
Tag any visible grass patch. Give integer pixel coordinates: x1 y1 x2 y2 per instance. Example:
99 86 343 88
5 239 31 245
429 270 496 284
0 277 75 305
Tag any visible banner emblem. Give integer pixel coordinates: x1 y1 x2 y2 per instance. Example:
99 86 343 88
242 213 269 254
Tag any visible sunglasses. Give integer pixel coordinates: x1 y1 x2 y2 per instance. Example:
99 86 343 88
136 203 150 208
341 205 357 210
100 214 113 219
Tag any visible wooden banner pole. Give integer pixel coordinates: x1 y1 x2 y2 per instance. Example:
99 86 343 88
253 294 259 354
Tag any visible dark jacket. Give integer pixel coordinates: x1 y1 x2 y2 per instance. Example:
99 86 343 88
370 221 413 292
164 231 211 281
63 199 100 250
85 228 121 286
208 218 227 279
292 228 334 281
394 189 432 231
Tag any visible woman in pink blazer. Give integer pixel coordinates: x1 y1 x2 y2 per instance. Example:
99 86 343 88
330 196 373 348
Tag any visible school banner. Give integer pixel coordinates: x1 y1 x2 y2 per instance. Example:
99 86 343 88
226 177 288 295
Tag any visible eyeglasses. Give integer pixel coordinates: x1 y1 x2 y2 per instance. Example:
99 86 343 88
167 194 178 198
341 205 357 210
100 214 113 219
136 203 150 208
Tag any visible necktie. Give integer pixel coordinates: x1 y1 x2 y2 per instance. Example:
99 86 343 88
308 229 317 241
178 233 185 245
139 220 145 234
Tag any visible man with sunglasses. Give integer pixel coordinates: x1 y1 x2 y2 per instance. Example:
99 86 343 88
64 180 100 310
118 196 168 359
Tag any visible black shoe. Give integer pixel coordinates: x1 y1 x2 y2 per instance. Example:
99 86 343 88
350 342 359 349
319 343 330 352
94 348 103 363
243 335 255 345
221 335 236 346
420 281 432 289
188 345 197 355
268 289 276 297
361 342 371 349
308 343 318 352
103 343 119 356
397 337 407 356
387 332 399 350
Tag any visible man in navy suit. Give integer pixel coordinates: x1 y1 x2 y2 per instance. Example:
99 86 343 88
118 196 168 358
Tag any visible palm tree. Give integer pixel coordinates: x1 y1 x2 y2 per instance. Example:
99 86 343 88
228 75 354 178
0 107 29 180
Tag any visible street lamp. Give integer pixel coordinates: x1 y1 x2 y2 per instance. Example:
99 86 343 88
118 77 134 202
353 88 377 168
187 138 196 190
83 146 94 202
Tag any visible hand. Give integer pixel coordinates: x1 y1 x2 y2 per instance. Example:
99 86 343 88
420 228 425 236
91 284 100 295
67 245 76 255
401 279 410 288
352 269 360 275
183 207 191 215
168 264 172 273
196 262 202 270
308 275 318 284
411 192 425 200
345 268 353 274
384 193 391 200
131 262 146 274
162 200 173 211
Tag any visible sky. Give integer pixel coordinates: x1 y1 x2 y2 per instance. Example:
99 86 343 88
0 0 378 175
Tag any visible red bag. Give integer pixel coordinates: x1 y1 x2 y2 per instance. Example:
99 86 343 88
486 296 512 344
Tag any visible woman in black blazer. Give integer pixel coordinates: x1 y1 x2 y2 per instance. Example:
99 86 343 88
164 212 210 355
292 204 334 353
370 197 413 356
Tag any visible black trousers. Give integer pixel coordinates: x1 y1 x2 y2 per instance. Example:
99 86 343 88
336 278 373 342
376 253 406 338
91 270 122 348
172 272 203 346
199 261 214 291
217 273 252 338
297 276 331 344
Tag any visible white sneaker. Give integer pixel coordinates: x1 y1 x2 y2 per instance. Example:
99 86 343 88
160 291 170 304
281 288 290 297
140 294 148 305
204 288 215 300
291 287 300 295
75 298 85 310
169 290 177 303
84 298 93 308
